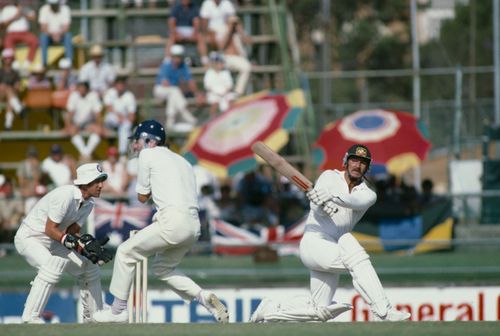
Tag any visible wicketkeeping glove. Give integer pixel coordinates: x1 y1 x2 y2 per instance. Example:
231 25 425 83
306 188 332 206
77 234 113 265
60 233 79 249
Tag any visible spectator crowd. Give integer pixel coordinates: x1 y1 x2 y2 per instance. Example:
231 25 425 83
0 0 257 247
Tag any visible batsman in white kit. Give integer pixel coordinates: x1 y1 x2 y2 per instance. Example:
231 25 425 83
94 119 229 323
250 144 411 322
14 163 113 323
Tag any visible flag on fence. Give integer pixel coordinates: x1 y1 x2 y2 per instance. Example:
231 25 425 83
92 199 154 247
210 216 307 256
210 200 453 256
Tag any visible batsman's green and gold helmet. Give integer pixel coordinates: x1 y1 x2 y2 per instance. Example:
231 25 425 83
343 144 372 168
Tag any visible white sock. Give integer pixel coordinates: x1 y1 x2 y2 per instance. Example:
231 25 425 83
85 134 101 157
5 111 13 128
71 135 87 156
9 97 22 113
111 297 127 315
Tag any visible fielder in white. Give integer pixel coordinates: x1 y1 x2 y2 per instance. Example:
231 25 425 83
250 144 411 322
14 163 112 323
94 119 229 323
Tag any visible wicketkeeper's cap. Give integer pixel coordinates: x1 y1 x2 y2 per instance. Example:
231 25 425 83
74 163 108 185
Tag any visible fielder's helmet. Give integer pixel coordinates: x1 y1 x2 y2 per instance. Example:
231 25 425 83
343 144 372 168
129 119 166 146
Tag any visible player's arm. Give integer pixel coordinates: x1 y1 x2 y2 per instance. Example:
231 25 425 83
45 218 79 249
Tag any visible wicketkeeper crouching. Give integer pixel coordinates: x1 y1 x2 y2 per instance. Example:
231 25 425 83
14 163 113 323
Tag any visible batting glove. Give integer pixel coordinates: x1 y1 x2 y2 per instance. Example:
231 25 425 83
60 233 78 249
306 188 332 206
323 200 339 217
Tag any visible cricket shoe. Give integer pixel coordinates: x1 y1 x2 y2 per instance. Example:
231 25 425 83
199 291 229 323
249 298 272 323
24 317 45 324
374 307 411 322
93 308 128 323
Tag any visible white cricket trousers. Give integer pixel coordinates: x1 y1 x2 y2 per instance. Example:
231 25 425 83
14 225 103 322
110 206 202 301
224 55 251 96
299 231 346 306
153 85 196 129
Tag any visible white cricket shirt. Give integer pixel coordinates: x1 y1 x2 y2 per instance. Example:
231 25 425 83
306 169 377 239
200 0 235 32
38 4 71 35
103 88 137 117
66 91 102 126
20 185 94 234
79 61 116 94
136 146 198 211
0 6 30 33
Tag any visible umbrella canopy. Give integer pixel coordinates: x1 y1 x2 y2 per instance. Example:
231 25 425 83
313 109 431 175
183 89 306 178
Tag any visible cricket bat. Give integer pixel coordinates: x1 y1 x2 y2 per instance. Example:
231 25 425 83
251 141 313 192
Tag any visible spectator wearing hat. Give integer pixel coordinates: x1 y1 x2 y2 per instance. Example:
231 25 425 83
203 52 235 117
166 0 208 66
27 64 52 90
78 45 116 97
101 147 128 197
0 48 24 130
103 77 136 157
38 0 72 66
153 44 203 131
0 1 38 71
64 81 103 161
17 146 46 215
41 144 75 189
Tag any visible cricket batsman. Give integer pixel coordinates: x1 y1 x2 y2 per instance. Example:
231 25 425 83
14 163 113 323
251 144 411 322
94 119 229 323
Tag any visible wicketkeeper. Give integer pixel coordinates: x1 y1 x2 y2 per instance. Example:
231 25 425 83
14 163 113 323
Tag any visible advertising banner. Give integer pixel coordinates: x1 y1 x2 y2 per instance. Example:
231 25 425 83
2 286 499 323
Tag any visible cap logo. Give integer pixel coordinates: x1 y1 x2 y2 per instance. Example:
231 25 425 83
355 147 367 157
96 164 103 173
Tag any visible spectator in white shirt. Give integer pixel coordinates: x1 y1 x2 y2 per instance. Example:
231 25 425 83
201 1 252 96
38 0 72 67
41 143 74 189
103 77 137 157
218 16 252 96
0 1 38 70
79 45 116 97
203 52 235 117
64 81 103 161
200 0 236 46
101 146 128 197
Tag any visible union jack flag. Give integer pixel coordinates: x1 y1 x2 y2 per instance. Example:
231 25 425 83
209 216 307 255
92 199 154 245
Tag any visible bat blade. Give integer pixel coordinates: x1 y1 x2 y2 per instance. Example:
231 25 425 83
251 141 313 191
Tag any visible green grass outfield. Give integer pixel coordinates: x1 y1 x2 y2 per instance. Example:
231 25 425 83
1 322 500 336
1 247 500 289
